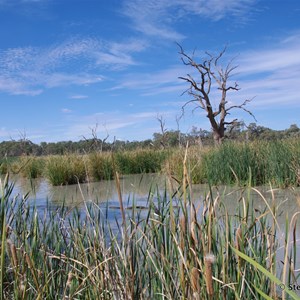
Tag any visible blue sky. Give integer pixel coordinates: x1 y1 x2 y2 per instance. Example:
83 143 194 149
0 0 299 143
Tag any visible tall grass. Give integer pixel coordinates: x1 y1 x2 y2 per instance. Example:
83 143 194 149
45 154 87 185
0 172 299 299
16 156 45 179
115 149 168 174
1 149 170 185
2 139 300 187
166 140 300 187
88 152 114 180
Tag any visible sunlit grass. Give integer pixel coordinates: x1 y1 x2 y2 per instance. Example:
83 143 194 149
0 170 299 299
166 140 300 187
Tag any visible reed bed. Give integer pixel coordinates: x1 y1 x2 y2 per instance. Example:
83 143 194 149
2 139 300 187
1 149 170 185
44 154 88 185
115 149 168 174
0 171 299 299
166 140 300 187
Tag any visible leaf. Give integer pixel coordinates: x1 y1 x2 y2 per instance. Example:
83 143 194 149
231 246 300 300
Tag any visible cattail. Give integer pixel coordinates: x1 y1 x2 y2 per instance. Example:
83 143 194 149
179 215 186 251
66 272 73 288
25 253 33 269
190 267 201 295
7 240 18 268
190 221 198 246
204 254 215 297
235 227 242 251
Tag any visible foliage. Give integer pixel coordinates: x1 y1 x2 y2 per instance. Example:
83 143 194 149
45 154 87 185
166 140 300 187
0 123 299 157
88 152 114 181
115 149 168 174
0 175 299 299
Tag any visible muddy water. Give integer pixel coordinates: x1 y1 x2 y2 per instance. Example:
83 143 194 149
7 173 300 239
4 173 300 283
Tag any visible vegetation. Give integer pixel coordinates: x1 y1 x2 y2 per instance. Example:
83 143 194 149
0 172 299 299
0 124 299 157
165 139 300 187
45 155 87 186
1 138 300 187
115 149 168 174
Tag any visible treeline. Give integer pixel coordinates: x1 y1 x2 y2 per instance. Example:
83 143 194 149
0 123 299 157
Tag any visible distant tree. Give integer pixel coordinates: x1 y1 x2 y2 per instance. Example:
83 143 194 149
178 44 256 145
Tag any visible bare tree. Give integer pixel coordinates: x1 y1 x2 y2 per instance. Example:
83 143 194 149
156 114 167 149
175 114 182 148
82 123 109 153
178 44 256 145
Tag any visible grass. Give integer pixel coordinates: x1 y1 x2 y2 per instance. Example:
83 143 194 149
88 152 114 181
1 149 171 186
115 149 169 174
0 162 299 299
45 154 88 185
166 140 300 187
1 139 300 187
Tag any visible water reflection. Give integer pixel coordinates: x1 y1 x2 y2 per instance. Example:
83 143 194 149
7 173 300 234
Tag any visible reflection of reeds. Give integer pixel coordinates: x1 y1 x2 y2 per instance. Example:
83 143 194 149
0 168 300 298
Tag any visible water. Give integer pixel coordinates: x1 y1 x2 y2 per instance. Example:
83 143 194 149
6 173 300 230
3 173 300 292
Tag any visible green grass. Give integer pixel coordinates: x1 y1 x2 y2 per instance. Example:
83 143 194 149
45 154 87 185
115 148 169 174
2 139 300 187
166 140 300 187
88 152 114 181
0 171 299 299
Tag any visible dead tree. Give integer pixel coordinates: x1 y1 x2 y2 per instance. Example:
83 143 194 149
178 44 256 145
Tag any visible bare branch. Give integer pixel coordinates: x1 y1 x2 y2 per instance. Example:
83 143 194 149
178 43 255 144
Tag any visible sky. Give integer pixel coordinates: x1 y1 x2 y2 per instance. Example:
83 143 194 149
0 0 299 143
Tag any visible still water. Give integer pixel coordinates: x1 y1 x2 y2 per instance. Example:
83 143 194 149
3 173 300 282
7 173 300 236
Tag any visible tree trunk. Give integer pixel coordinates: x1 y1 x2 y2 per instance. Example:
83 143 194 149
213 131 223 145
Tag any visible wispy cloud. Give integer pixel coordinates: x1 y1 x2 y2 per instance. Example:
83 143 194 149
122 0 257 40
69 95 88 99
232 34 300 108
61 108 72 113
0 37 146 96
111 65 187 96
52 110 175 142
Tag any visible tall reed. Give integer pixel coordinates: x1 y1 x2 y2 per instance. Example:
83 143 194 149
166 140 300 187
1 175 299 299
45 154 87 185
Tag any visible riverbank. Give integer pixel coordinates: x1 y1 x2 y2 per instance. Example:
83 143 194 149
1 139 300 187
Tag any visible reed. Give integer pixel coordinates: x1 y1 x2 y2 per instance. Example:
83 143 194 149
45 154 87 185
0 173 299 299
165 139 300 187
88 152 114 180
16 156 45 178
115 148 168 174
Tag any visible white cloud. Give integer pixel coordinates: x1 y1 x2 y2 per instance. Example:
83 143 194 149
61 108 72 113
111 65 187 96
122 0 257 39
0 37 146 96
69 95 88 99
231 35 300 108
